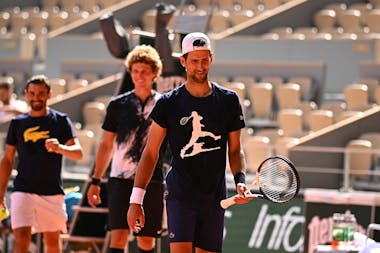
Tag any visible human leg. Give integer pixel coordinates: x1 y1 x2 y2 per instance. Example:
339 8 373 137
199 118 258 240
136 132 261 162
165 199 197 253
170 242 193 253
194 201 224 253
195 247 220 253
107 179 133 251
137 236 155 252
13 226 32 253
109 229 129 249
43 230 61 253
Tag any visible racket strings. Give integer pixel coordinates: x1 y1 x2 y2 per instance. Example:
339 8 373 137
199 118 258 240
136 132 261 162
259 158 298 202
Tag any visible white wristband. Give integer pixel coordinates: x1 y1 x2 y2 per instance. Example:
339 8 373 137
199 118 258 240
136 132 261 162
129 187 146 205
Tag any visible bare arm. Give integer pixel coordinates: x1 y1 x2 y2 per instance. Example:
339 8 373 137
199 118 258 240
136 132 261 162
228 129 254 203
0 145 16 208
87 131 115 207
134 121 167 189
127 121 166 232
45 137 83 160
228 129 246 177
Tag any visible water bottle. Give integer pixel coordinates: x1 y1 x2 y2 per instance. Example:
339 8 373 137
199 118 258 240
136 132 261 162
344 211 356 247
332 213 345 249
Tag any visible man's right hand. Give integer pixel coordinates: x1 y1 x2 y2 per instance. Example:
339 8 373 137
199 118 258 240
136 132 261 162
87 185 101 207
127 203 145 233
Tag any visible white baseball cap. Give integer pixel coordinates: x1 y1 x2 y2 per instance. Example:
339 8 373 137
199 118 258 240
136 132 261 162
181 32 211 55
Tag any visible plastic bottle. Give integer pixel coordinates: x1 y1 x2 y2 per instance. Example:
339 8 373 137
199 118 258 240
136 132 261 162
343 211 356 247
332 213 345 249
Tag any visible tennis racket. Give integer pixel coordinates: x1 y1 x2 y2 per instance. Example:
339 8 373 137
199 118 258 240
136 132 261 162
221 155 300 209
180 116 192 125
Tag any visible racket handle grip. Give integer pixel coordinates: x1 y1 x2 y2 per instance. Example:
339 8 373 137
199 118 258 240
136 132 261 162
220 192 261 209
220 197 236 209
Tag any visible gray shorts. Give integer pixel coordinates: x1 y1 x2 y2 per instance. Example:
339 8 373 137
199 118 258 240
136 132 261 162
107 178 164 237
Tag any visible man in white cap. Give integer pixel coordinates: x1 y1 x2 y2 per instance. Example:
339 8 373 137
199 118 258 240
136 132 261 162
127 32 253 253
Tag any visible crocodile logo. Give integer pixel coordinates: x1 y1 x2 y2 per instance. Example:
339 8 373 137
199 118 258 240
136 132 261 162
23 126 50 143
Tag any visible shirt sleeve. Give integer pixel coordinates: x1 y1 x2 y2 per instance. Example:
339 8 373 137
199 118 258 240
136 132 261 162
149 96 168 128
227 92 246 132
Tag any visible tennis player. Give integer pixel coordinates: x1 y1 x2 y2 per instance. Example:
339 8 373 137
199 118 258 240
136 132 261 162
0 75 83 253
87 45 168 253
127 32 253 253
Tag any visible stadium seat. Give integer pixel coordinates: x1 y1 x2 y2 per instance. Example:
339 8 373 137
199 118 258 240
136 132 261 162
288 76 314 101
276 82 301 110
0 11 10 29
293 27 319 39
293 101 317 129
349 3 372 26
217 0 236 11
356 77 379 103
360 132 380 168
248 82 273 119
79 0 100 13
229 9 254 26
50 78 67 97
261 0 282 10
270 27 293 37
254 128 284 144
369 0 380 8
366 9 380 33
97 0 120 8
314 9 337 32
40 0 60 10
261 76 284 97
345 139 372 180
210 75 230 85
224 81 246 104
277 108 304 137
193 0 213 10
75 129 95 166
320 101 347 123
337 9 362 33
48 11 69 30
337 110 363 122
325 2 347 17
59 0 79 12
209 9 230 33
67 78 89 92
343 83 371 111
9 11 29 35
243 135 273 173
94 95 113 107
273 136 299 157
82 101 106 126
80 73 99 83
307 109 334 132
233 75 256 86
239 0 262 11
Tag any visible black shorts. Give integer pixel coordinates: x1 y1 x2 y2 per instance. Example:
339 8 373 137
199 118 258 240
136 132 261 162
107 177 164 237
166 197 225 252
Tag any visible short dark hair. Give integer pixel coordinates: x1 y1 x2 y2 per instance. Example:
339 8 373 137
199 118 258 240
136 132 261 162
26 74 51 92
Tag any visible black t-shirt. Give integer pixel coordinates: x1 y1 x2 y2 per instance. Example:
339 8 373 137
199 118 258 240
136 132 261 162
7 109 76 195
102 90 167 181
150 83 245 201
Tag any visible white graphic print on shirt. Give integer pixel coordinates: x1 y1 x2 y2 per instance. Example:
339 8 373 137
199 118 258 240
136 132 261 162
179 111 221 158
